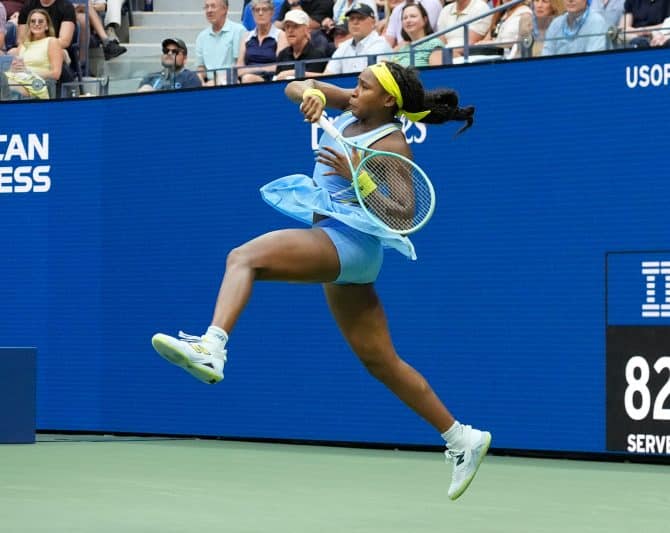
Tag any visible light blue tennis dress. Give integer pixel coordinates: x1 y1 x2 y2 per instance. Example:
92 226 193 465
260 112 417 284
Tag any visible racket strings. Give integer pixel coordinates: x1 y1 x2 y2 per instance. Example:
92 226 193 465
357 155 433 232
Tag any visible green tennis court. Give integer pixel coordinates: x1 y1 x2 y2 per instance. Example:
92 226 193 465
1 435 667 533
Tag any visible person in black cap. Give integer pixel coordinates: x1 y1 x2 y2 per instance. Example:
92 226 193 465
323 0 378 35
324 3 392 75
138 38 202 91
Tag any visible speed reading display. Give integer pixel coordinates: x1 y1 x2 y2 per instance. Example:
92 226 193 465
606 252 670 455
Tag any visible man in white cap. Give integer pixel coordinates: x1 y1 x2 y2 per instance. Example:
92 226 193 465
274 9 330 80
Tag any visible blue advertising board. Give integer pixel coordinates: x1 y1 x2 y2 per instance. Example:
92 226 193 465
1 48 670 454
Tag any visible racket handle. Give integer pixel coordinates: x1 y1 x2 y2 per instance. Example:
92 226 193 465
318 116 341 140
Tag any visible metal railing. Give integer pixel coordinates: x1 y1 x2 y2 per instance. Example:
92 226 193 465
411 0 527 64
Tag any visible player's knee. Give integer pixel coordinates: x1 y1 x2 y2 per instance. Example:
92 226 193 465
226 245 253 271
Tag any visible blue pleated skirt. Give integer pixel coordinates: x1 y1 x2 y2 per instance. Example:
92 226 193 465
260 174 416 260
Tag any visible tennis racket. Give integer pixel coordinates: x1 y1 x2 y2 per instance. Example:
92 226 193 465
318 116 436 235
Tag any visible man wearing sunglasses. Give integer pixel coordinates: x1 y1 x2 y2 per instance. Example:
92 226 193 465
138 37 202 92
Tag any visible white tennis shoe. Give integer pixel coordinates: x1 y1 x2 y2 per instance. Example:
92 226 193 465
445 425 492 501
151 331 226 384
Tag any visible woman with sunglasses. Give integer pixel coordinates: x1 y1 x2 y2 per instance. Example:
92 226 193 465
5 8 62 99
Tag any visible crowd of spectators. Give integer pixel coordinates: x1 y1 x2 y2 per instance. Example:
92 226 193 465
1 0 669 98
183 0 669 88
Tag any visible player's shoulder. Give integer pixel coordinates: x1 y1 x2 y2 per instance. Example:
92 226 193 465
372 129 411 158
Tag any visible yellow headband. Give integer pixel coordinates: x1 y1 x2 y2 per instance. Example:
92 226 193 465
368 63 431 123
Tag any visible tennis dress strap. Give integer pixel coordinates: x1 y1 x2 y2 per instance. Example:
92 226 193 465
335 111 402 148
359 124 402 148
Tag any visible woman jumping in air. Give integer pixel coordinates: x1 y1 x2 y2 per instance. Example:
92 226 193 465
152 61 491 501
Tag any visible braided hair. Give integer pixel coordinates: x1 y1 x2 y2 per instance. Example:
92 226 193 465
384 62 475 135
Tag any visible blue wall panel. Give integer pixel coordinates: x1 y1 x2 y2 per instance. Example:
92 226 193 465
1 48 669 453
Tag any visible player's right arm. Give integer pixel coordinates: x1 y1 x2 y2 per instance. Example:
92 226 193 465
285 80 352 114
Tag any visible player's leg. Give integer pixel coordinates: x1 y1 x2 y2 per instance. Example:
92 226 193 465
323 282 491 500
152 227 340 383
323 282 455 431
210 227 340 332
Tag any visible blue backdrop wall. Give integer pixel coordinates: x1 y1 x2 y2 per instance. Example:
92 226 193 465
1 48 669 455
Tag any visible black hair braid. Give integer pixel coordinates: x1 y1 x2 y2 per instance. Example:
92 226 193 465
423 90 475 135
385 62 475 135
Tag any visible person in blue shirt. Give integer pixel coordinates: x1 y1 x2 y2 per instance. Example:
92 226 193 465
152 61 492 502
138 38 202 92
196 0 246 85
542 0 610 55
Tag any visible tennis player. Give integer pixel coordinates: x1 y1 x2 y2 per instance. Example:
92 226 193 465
152 61 490 501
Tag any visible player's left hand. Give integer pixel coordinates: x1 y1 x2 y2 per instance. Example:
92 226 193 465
316 146 359 180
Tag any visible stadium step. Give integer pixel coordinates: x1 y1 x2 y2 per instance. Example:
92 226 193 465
97 0 246 93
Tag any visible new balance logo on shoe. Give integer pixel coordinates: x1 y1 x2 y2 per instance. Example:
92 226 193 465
446 428 492 501
190 344 211 355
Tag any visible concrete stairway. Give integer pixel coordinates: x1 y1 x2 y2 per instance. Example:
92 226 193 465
103 0 245 94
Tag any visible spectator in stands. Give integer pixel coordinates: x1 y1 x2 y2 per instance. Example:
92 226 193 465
324 3 391 74
436 0 493 54
3 6 22 50
591 0 624 27
17 0 76 52
619 0 670 47
274 9 329 79
531 0 564 55
375 0 401 35
237 0 288 82
276 0 333 31
275 0 335 55
542 0 609 55
196 0 246 85
391 1 442 66
138 37 201 91
92 0 124 42
71 1 126 60
324 0 377 34
5 8 62 98
242 0 282 30
0 3 6 51
474 0 533 58
384 0 441 47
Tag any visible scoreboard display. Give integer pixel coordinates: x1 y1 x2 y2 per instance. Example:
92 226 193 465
606 254 670 454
